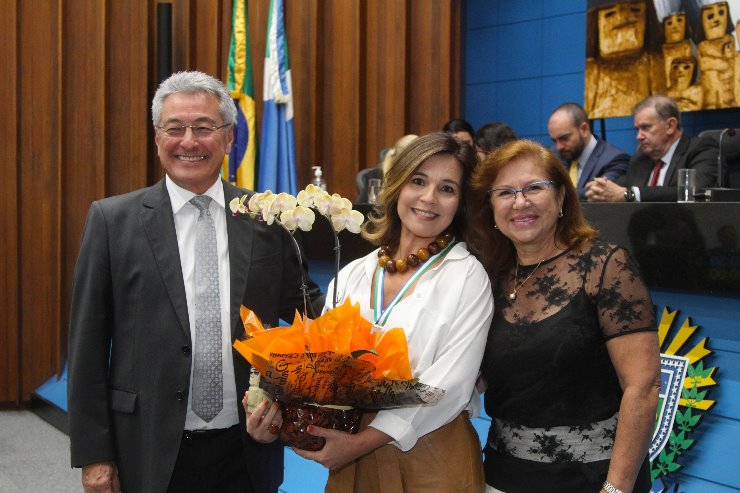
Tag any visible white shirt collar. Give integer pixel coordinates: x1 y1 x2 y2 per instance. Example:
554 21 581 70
165 176 225 214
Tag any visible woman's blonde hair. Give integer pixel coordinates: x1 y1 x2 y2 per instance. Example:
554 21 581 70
363 132 476 247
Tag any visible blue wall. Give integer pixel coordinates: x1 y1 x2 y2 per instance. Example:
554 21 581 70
463 0 740 154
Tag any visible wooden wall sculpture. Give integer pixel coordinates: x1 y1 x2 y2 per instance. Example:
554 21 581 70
0 0 460 404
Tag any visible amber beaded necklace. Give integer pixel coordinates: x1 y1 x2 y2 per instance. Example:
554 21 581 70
378 232 454 274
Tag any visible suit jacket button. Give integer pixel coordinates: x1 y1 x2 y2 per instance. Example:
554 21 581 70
176 391 185 400
182 345 191 355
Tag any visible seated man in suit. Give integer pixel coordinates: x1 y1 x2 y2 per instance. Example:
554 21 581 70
547 102 629 199
584 94 720 202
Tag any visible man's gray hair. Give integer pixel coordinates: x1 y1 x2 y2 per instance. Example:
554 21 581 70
632 94 682 130
151 71 237 126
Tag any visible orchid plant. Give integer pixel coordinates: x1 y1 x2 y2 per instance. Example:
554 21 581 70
229 184 364 315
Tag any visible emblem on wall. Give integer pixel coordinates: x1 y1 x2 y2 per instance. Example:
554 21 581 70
650 307 718 493
586 0 740 118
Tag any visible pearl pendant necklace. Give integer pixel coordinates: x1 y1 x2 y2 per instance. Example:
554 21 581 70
508 259 545 301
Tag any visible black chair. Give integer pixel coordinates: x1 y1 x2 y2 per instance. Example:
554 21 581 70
698 128 740 187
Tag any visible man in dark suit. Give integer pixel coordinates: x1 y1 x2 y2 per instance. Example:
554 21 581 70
547 102 630 199
584 94 720 202
67 71 322 493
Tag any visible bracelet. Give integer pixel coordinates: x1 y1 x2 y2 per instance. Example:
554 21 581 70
602 480 625 493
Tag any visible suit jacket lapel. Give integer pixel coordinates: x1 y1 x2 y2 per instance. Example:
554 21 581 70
223 181 254 339
666 134 690 184
141 180 190 338
634 151 653 185
583 139 604 184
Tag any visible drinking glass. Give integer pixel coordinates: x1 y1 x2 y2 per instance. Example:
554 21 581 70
677 168 696 203
367 178 382 204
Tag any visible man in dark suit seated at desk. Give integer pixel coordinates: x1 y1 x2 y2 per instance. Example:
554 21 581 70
584 94 719 202
547 102 629 199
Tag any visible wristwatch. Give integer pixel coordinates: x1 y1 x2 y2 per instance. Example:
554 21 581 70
624 188 636 202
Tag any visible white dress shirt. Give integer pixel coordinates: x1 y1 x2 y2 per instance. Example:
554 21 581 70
325 242 494 451
166 176 239 430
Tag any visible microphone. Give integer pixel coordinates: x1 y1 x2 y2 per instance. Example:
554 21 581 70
718 128 736 187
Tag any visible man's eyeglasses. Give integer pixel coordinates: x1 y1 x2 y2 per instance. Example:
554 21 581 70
487 180 557 201
156 123 231 139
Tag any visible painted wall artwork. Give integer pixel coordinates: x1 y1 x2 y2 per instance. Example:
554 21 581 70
585 0 740 118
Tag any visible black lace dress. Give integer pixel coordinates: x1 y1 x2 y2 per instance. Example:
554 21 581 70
481 241 656 493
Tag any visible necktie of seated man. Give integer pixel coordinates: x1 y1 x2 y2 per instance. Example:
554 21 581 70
190 195 223 422
648 160 663 187
569 160 579 187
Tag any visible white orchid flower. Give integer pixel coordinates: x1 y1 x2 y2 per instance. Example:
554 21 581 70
260 194 278 225
248 190 273 214
229 196 248 215
270 193 298 215
331 208 364 234
281 206 316 232
297 184 327 208
328 194 353 216
313 192 335 216
259 192 296 225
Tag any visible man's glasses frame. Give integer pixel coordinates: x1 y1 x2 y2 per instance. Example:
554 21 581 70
156 122 231 139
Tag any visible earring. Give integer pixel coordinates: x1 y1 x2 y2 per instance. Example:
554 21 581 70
493 224 499 229
558 209 564 218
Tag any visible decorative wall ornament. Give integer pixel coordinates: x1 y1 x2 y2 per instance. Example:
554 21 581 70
586 0 740 117
650 307 718 493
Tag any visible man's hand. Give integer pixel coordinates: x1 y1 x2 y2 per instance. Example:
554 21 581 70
584 177 627 202
82 461 121 493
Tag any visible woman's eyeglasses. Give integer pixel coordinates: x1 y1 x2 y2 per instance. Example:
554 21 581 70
487 180 556 201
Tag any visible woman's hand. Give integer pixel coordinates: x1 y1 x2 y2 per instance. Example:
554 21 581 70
292 425 391 470
242 392 282 443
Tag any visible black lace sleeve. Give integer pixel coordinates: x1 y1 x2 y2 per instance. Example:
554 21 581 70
594 245 657 340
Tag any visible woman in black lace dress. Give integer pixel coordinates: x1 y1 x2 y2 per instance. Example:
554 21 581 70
467 140 660 493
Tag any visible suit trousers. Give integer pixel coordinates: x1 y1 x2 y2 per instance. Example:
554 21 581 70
167 425 253 493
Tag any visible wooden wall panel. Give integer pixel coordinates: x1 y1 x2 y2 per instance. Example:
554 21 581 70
0 0 20 405
319 0 362 195
285 0 319 190
57 1 107 380
1 0 460 404
364 0 409 178
19 0 63 397
408 0 459 134
108 1 150 197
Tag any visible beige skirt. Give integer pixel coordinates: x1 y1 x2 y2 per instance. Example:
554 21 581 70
325 411 484 493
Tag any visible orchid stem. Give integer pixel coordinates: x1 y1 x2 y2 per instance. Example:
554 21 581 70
284 224 313 319
332 227 341 308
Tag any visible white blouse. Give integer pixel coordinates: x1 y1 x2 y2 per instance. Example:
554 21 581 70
325 242 494 451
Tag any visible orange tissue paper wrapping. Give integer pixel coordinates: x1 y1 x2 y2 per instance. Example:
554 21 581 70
233 298 444 410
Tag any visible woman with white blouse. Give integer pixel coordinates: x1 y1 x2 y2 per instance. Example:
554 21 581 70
294 132 494 492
